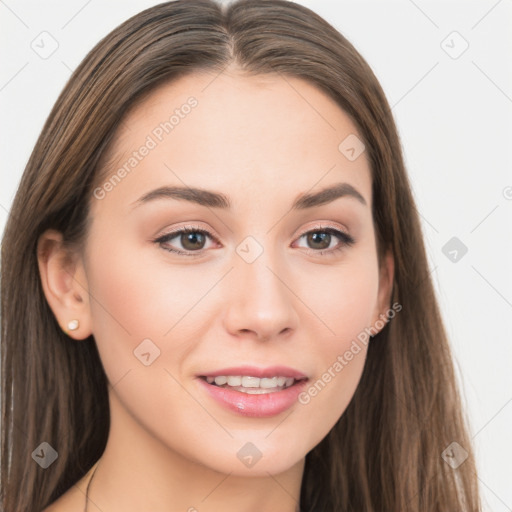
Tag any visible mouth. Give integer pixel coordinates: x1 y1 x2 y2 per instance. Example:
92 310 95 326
196 366 309 417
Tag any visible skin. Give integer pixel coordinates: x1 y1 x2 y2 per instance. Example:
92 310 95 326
38 65 394 512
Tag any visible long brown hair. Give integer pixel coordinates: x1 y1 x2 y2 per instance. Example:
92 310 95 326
1 0 481 510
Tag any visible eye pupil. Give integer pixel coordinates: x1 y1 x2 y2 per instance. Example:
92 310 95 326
308 232 330 249
182 232 205 250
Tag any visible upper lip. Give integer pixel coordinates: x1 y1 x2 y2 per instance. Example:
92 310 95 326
199 365 308 380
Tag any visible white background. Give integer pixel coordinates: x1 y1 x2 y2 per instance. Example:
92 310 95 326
1 1 511 509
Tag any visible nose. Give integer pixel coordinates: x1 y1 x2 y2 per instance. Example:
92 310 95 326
222 249 299 343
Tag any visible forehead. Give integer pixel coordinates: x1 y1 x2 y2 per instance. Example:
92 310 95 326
92 69 372 216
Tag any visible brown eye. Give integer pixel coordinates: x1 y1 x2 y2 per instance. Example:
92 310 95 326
179 231 207 251
295 227 355 256
155 227 217 256
305 231 332 250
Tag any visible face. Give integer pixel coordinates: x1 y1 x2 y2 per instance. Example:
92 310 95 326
42 68 393 477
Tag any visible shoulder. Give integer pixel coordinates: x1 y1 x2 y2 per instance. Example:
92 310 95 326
41 462 98 512
40 486 83 512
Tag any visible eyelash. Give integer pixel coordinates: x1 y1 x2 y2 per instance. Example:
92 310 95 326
153 224 355 258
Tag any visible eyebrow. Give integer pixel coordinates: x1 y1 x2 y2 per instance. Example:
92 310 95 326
131 182 367 211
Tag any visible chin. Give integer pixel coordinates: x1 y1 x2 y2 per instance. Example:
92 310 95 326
182 436 308 477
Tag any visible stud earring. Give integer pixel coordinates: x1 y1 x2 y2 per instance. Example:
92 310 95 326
67 319 79 331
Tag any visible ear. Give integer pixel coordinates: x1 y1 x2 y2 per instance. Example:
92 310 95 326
37 229 92 340
370 248 395 334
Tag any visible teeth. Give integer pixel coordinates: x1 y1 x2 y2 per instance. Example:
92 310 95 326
260 377 278 388
238 387 275 394
227 376 242 386
204 375 298 390
241 376 260 387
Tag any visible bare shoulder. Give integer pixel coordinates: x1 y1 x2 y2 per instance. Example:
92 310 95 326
40 484 84 512
41 462 99 512
40 487 82 512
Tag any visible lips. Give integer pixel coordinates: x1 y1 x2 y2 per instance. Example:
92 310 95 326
196 365 309 417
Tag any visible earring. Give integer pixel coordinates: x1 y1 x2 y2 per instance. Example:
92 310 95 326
67 319 79 331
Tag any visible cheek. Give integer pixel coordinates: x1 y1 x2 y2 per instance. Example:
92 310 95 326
84 235 209 382
295 248 380 344
292 253 379 445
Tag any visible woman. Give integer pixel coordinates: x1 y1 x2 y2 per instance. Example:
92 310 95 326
1 0 481 510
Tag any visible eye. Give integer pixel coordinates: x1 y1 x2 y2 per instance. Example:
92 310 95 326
293 225 355 257
153 225 218 257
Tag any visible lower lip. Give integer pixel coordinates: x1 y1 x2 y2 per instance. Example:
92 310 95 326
197 377 308 418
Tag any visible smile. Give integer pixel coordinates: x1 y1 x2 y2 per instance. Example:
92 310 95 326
197 367 309 417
